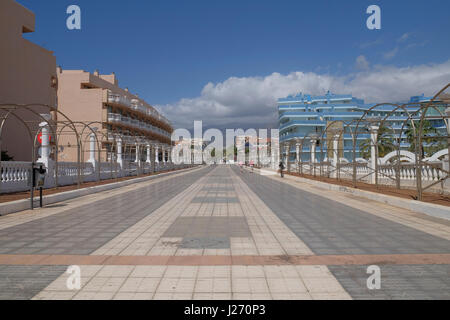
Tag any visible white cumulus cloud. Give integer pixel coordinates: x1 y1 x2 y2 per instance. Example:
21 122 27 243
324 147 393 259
158 60 450 130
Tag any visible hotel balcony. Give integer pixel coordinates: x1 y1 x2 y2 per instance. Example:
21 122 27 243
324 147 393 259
106 113 171 139
106 91 171 128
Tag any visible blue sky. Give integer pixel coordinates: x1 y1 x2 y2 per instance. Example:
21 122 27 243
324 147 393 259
19 0 450 129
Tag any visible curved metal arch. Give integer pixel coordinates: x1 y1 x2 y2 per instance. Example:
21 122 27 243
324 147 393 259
0 109 37 194
0 104 83 188
374 103 423 189
0 103 81 143
75 122 107 183
313 119 357 179
351 102 419 187
74 121 104 158
415 83 450 200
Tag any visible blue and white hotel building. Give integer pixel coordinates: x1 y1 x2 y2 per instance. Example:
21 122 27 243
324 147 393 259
278 91 446 162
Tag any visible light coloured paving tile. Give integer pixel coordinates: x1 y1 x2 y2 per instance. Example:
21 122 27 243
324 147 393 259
232 278 270 293
195 278 232 293
72 291 115 300
165 266 198 278
311 292 352 300
232 293 272 300
193 293 232 300
203 249 231 255
271 293 312 300
44 276 75 291
303 278 347 294
157 278 196 293
32 290 77 300
96 265 135 278
197 266 231 279
118 278 144 293
113 292 136 300
153 293 193 300
114 292 154 300
82 276 126 293
91 179 206 256
267 278 307 294
233 174 314 256
232 266 265 279
194 278 214 293
137 278 160 293
130 266 167 278
263 265 299 278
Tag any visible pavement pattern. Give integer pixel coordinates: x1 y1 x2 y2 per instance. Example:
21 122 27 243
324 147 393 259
0 165 449 300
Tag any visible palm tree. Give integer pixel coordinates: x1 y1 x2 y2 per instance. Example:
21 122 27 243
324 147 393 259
359 125 395 159
405 120 444 157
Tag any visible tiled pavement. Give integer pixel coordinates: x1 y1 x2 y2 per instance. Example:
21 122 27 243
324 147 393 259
0 165 449 300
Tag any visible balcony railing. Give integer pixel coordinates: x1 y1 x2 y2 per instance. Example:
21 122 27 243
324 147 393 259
107 113 171 138
107 91 171 126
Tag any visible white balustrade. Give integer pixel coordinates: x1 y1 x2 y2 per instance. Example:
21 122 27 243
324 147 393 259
0 162 31 193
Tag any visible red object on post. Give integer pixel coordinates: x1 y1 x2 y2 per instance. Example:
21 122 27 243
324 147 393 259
37 133 51 144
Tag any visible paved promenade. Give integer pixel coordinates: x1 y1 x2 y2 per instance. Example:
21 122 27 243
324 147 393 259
0 165 449 300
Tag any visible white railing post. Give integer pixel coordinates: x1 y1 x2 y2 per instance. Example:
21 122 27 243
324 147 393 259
146 144 151 163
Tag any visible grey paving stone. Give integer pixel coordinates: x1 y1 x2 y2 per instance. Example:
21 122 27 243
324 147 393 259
0 265 67 300
233 166 450 300
328 265 450 300
180 237 230 249
163 215 250 249
163 217 251 238
191 197 239 203
233 166 450 255
0 166 213 256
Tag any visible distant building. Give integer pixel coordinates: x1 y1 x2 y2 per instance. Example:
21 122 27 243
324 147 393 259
0 0 57 161
278 91 447 161
57 68 173 163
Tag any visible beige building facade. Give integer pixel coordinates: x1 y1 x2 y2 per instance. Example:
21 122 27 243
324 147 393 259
56 69 173 163
0 0 57 161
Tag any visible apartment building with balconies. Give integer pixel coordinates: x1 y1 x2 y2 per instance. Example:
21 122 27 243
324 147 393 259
278 91 447 162
56 68 173 163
